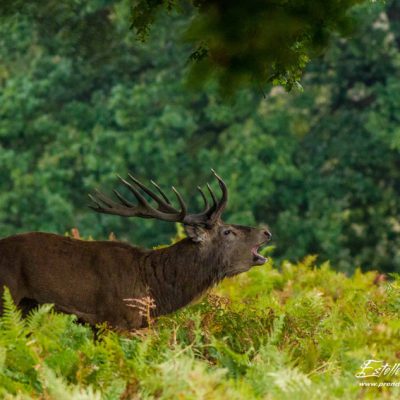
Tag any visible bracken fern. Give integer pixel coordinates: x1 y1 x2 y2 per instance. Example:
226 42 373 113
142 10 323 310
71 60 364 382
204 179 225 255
0 257 399 399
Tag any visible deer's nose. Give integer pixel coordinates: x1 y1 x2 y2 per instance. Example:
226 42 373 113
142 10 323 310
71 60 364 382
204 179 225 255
263 230 272 241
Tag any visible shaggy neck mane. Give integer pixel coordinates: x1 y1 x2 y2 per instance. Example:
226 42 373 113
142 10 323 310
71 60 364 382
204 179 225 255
141 238 228 316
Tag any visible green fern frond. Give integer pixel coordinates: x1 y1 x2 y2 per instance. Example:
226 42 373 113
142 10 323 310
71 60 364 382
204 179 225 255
268 367 312 395
269 314 285 346
39 366 101 400
0 287 26 340
25 304 54 332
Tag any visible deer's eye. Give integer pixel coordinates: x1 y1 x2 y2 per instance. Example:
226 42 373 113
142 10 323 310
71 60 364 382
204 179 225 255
223 229 232 236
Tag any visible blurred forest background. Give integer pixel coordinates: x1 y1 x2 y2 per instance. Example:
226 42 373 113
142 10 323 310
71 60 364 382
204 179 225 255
1 0 400 273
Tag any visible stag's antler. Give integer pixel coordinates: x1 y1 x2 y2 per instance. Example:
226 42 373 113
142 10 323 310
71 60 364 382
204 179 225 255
88 169 228 226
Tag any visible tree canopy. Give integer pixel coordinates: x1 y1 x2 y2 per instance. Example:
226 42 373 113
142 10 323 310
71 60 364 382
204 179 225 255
131 0 366 93
1 0 367 93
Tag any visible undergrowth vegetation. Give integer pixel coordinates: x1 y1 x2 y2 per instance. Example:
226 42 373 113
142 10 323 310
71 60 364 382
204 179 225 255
0 255 399 399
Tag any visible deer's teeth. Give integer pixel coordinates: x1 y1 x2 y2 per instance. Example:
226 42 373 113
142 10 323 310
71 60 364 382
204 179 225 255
251 245 267 265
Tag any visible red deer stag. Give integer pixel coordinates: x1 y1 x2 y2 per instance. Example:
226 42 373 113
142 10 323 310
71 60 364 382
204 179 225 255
0 171 271 329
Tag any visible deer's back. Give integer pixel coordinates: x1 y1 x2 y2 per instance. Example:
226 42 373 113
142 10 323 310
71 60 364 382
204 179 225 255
0 232 147 327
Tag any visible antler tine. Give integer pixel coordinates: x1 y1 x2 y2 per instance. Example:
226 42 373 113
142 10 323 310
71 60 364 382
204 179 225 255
113 189 135 207
206 183 218 210
197 186 209 211
177 171 229 226
210 169 228 219
151 180 171 205
88 190 134 216
88 193 103 209
171 186 187 217
92 189 119 208
128 174 176 213
118 175 149 207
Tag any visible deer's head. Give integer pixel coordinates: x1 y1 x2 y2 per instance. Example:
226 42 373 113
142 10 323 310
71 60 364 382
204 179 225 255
89 170 271 277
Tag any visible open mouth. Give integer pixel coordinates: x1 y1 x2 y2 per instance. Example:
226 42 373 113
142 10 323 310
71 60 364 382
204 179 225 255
251 242 268 265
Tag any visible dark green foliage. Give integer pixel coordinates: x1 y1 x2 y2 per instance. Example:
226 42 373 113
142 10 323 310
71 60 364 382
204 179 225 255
131 0 365 93
0 257 400 398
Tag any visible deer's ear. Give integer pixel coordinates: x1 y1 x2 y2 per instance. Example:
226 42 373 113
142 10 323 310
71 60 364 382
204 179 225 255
184 225 208 243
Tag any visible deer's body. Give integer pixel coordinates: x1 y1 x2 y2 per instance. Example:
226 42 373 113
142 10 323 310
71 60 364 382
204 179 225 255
0 232 146 328
0 171 271 329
